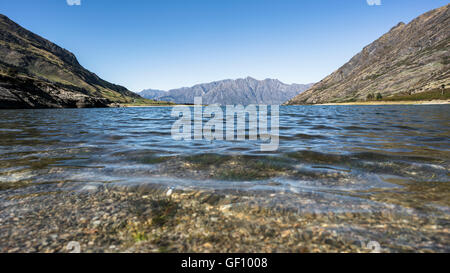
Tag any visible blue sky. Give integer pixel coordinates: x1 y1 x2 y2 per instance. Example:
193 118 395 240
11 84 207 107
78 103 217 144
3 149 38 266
1 0 448 91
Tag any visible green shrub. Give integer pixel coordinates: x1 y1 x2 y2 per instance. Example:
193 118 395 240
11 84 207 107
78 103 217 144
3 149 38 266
384 88 449 101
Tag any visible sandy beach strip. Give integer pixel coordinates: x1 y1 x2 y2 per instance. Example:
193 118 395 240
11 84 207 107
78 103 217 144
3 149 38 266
316 100 450 106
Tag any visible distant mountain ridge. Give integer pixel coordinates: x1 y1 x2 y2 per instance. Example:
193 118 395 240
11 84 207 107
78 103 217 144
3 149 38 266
138 89 167 100
0 14 143 108
286 4 450 105
140 77 313 105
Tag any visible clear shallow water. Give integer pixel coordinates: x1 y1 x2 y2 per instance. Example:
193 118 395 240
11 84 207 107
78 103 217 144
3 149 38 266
0 105 449 214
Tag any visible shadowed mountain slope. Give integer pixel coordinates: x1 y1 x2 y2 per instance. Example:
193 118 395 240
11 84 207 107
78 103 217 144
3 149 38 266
0 14 142 108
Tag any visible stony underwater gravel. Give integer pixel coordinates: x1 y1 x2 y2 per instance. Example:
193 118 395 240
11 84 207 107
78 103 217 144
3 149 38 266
0 184 448 253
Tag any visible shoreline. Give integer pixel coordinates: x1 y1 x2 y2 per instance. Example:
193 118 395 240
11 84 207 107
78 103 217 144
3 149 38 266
119 100 450 108
315 100 450 106
116 105 177 108
116 104 203 108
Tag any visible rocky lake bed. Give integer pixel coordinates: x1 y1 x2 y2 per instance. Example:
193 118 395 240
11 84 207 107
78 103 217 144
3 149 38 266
0 183 448 253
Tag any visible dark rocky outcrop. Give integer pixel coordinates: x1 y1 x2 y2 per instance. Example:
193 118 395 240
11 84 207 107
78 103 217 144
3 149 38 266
0 75 110 109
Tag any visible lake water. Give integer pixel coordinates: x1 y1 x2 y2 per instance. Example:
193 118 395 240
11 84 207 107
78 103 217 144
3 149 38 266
0 105 449 215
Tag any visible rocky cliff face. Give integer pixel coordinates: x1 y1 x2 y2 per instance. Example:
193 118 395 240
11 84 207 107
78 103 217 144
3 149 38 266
0 14 141 109
141 77 313 105
287 4 450 105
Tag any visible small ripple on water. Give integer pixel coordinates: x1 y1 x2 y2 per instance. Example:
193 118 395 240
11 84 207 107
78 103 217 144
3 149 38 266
0 105 448 216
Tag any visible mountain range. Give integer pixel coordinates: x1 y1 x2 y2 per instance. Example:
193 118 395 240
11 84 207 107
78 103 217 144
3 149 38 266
1 4 448 109
0 14 144 109
139 78 313 105
287 4 449 105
